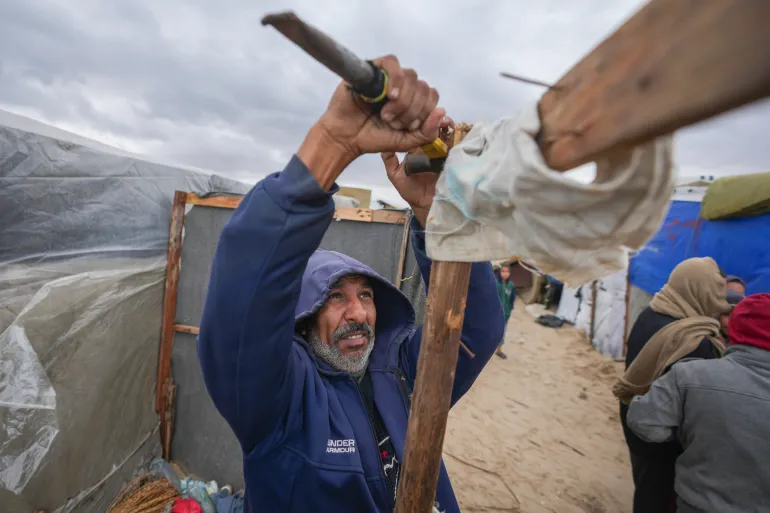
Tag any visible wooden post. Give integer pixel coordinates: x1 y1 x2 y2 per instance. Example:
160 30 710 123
394 261 471 513
157 191 187 459
394 127 473 513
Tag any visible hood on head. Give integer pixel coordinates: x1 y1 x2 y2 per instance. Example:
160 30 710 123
728 293 770 351
295 249 416 365
665 257 731 318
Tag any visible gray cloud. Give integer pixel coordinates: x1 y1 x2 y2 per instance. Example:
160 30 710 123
1 0 767 194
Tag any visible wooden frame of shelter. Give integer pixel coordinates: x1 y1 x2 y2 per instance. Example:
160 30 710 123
154 192 412 459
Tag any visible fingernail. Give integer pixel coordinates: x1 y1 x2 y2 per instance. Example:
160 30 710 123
390 88 400 99
382 112 394 122
408 119 421 131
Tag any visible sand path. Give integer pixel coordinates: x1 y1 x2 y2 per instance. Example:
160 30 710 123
443 303 633 513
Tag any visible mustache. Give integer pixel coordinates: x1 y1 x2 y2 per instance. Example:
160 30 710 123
332 323 374 344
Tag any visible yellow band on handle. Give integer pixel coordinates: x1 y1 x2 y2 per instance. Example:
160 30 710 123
359 69 389 104
421 138 448 159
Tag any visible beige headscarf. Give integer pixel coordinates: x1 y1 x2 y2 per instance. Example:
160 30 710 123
613 257 731 403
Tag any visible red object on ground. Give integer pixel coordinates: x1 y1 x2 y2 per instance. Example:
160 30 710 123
171 498 202 513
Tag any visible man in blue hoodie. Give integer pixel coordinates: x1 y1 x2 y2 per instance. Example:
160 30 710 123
198 54 506 513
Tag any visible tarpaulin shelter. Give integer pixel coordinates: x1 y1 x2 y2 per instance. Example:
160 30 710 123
0 110 427 512
0 109 250 512
555 173 770 360
627 172 770 339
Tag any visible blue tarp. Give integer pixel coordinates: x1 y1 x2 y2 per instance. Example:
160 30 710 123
630 200 770 296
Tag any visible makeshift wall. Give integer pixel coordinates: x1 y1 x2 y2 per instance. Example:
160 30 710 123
0 112 249 513
168 202 425 489
555 285 582 325
574 285 594 337
626 285 654 340
554 269 628 359
590 270 628 359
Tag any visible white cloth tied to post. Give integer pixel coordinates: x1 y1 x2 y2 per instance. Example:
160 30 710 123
424 102 675 286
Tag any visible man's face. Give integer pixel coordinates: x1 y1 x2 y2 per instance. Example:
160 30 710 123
309 275 377 375
726 280 746 296
500 267 511 281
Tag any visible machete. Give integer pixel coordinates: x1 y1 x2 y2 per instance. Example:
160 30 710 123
261 10 446 175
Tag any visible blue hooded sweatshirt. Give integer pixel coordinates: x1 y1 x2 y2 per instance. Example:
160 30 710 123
198 155 505 512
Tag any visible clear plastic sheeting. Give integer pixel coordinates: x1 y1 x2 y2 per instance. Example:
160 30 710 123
0 110 249 512
0 111 249 266
0 326 58 493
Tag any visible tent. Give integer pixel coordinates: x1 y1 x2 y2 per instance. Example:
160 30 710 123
0 111 427 512
554 268 628 359
627 172 770 334
0 110 250 512
554 173 770 360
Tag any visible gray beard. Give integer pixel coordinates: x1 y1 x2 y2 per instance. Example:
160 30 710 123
307 328 375 380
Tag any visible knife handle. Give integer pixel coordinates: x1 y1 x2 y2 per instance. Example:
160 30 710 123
350 61 390 111
350 62 448 163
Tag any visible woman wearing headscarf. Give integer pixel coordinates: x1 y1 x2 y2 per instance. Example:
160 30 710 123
613 257 731 513
626 293 770 513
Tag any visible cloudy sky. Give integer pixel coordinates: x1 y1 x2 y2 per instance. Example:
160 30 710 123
2 0 768 206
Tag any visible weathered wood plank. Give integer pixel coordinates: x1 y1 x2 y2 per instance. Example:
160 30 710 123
157 191 187 459
185 193 405 224
539 0 770 171
394 127 474 513
394 261 472 513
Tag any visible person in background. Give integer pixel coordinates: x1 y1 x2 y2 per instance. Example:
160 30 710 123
495 263 515 359
627 293 770 513
725 275 747 295
612 257 731 513
543 275 563 310
720 289 744 342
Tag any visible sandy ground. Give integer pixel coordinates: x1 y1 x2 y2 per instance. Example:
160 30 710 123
443 303 633 513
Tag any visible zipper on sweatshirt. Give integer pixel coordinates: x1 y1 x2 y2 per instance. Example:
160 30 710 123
353 378 395 509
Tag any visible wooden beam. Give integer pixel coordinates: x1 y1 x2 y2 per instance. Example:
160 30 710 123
161 378 176 460
538 0 770 171
185 193 406 224
372 209 408 225
394 128 474 513
333 207 373 223
623 269 632 357
394 261 472 513
157 191 187 458
173 324 200 335
590 281 598 346
185 192 242 209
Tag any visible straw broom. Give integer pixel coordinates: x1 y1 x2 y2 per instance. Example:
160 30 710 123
106 473 179 513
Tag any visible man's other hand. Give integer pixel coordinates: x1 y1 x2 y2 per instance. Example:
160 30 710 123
381 119 454 227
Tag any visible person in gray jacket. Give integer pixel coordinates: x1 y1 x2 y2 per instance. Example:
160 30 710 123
627 293 770 513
